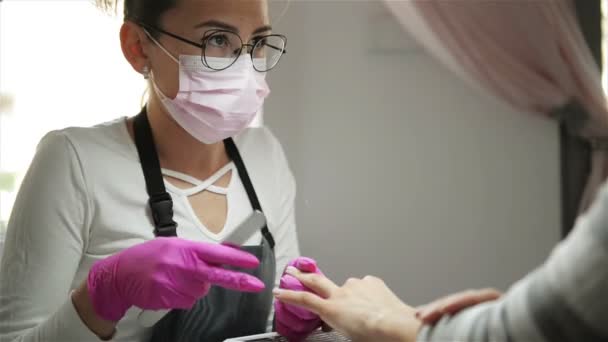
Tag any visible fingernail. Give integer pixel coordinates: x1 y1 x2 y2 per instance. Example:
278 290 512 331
273 288 284 296
285 266 299 275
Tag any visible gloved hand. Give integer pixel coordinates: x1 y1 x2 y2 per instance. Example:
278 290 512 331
275 257 323 341
87 237 265 322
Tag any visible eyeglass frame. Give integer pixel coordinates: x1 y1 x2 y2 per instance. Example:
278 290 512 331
136 21 287 72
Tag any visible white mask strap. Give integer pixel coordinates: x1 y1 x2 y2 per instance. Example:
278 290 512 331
143 29 179 64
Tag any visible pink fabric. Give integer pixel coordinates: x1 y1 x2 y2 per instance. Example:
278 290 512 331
88 237 264 322
383 0 608 212
275 257 323 341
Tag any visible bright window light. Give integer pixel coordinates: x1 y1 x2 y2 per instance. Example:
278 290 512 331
0 0 146 235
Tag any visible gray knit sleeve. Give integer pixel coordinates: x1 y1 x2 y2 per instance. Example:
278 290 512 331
418 184 608 342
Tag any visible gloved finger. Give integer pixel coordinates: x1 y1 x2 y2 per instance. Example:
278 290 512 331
280 274 308 292
275 301 321 333
168 267 214 298
138 291 198 311
141 261 213 309
199 265 265 293
296 257 317 273
284 301 319 321
275 319 309 342
273 288 327 318
221 242 241 249
285 267 338 298
280 274 319 320
182 281 211 300
287 257 318 273
191 242 260 269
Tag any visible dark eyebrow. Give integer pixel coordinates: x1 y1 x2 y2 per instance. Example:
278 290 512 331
252 25 273 35
194 20 272 36
194 20 239 32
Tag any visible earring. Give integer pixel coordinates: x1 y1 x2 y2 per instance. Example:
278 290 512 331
142 65 150 80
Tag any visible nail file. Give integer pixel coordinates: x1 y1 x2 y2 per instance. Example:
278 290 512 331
223 210 266 246
137 210 267 327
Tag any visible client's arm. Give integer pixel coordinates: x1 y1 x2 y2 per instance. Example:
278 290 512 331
419 184 608 341
275 184 608 341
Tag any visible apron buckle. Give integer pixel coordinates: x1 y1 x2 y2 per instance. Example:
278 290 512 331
149 193 178 237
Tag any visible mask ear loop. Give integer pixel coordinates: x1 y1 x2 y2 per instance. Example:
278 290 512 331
143 29 180 64
141 29 180 104
140 86 149 108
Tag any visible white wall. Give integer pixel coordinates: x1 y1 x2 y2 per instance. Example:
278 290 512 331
265 0 561 305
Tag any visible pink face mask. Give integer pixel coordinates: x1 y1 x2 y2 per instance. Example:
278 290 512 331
147 34 270 144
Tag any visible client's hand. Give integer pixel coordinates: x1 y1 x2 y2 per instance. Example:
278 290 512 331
274 268 421 342
415 288 502 324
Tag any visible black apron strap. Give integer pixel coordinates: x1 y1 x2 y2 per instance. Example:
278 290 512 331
133 107 178 237
224 138 276 249
133 106 274 248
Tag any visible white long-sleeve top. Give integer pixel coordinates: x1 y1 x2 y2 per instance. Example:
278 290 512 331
0 118 300 342
419 179 608 341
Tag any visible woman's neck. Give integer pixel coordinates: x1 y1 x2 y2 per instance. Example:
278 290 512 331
130 96 230 180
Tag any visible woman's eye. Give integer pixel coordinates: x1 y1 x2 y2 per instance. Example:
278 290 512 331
253 37 268 47
209 35 229 48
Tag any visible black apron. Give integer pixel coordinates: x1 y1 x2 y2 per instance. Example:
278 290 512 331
132 107 276 342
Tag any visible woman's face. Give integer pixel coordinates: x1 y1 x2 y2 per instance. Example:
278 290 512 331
144 0 270 99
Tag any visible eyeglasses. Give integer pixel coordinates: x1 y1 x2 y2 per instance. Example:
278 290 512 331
138 22 287 72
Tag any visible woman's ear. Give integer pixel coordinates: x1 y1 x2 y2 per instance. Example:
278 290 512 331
120 21 150 75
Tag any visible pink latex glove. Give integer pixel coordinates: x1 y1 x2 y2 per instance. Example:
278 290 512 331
275 257 323 341
87 237 265 322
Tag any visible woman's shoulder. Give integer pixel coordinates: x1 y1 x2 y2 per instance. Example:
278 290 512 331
39 117 134 160
48 117 128 144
